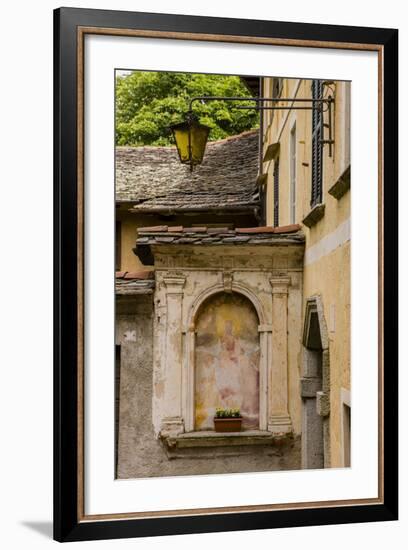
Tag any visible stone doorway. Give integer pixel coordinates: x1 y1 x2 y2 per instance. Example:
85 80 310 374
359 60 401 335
301 297 330 469
194 292 260 431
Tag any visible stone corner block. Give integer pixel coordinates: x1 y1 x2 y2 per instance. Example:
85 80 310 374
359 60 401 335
316 391 330 417
159 417 185 440
300 377 322 398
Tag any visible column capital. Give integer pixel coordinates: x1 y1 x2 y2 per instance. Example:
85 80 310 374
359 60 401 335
269 276 291 295
163 276 186 294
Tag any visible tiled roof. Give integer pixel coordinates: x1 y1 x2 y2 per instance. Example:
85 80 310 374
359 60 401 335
115 271 155 294
115 130 260 213
135 224 304 247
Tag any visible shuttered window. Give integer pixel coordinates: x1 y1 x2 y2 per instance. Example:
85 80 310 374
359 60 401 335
273 157 280 227
311 79 323 208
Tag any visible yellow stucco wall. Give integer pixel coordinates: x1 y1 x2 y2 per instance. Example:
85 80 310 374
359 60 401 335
116 210 257 273
263 77 351 467
117 212 150 272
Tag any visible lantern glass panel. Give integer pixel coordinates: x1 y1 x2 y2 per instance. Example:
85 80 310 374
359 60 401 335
190 122 210 164
171 123 191 163
170 117 210 167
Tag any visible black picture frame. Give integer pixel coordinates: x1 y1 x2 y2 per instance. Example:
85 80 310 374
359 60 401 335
54 7 398 542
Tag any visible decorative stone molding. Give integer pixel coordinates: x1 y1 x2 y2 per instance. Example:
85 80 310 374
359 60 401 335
328 165 350 200
183 280 270 433
159 275 186 438
222 270 233 293
152 242 304 444
269 276 291 295
258 324 273 333
163 276 186 294
302 295 329 351
160 417 185 439
268 276 293 435
302 203 325 228
268 415 293 435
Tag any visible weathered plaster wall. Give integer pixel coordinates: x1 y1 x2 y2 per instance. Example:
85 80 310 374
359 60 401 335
152 243 304 440
195 292 260 430
116 210 257 273
115 294 154 478
116 293 301 479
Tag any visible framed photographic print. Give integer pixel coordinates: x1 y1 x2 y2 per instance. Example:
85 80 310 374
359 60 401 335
54 7 398 542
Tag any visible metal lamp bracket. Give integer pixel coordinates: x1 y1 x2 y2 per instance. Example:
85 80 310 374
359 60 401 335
188 91 335 157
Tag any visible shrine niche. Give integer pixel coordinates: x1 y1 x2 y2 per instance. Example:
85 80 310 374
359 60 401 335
138 227 305 446
194 292 260 431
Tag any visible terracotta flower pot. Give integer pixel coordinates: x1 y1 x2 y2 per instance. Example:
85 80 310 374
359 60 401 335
213 417 242 432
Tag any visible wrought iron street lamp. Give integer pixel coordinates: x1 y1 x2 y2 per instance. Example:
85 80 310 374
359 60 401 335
170 90 334 171
170 112 210 172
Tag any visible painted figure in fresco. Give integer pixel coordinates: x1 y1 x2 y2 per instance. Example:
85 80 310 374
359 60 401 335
195 293 260 430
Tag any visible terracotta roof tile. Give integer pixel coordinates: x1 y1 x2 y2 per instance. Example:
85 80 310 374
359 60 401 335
273 224 301 234
236 226 275 233
184 226 207 233
138 225 168 233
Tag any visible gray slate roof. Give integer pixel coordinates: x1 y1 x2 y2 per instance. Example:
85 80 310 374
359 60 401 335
115 130 260 213
115 271 155 295
135 224 305 247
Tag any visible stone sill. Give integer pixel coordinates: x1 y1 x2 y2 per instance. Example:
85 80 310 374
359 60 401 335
167 430 286 448
302 203 325 228
328 165 350 200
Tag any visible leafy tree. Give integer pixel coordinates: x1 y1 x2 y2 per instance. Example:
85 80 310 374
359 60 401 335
115 71 259 146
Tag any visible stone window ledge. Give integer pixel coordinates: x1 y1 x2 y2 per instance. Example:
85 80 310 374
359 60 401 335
328 165 350 200
302 203 325 228
164 430 289 449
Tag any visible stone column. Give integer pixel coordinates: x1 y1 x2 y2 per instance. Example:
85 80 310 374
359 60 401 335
160 276 186 438
268 276 292 434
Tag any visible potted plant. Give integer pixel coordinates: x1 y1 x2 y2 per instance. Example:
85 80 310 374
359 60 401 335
214 407 242 432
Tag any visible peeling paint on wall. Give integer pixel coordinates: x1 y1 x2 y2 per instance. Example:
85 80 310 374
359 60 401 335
194 292 260 430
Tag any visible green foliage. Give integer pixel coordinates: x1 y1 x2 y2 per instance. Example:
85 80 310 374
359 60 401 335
116 71 259 146
215 407 242 418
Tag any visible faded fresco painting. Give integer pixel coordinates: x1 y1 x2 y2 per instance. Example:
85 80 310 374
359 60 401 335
194 292 260 430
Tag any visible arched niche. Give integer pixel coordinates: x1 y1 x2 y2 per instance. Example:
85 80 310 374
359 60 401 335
194 291 260 431
183 284 271 432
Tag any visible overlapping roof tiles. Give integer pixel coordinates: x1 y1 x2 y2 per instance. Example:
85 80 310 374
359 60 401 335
115 130 260 214
134 224 304 247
